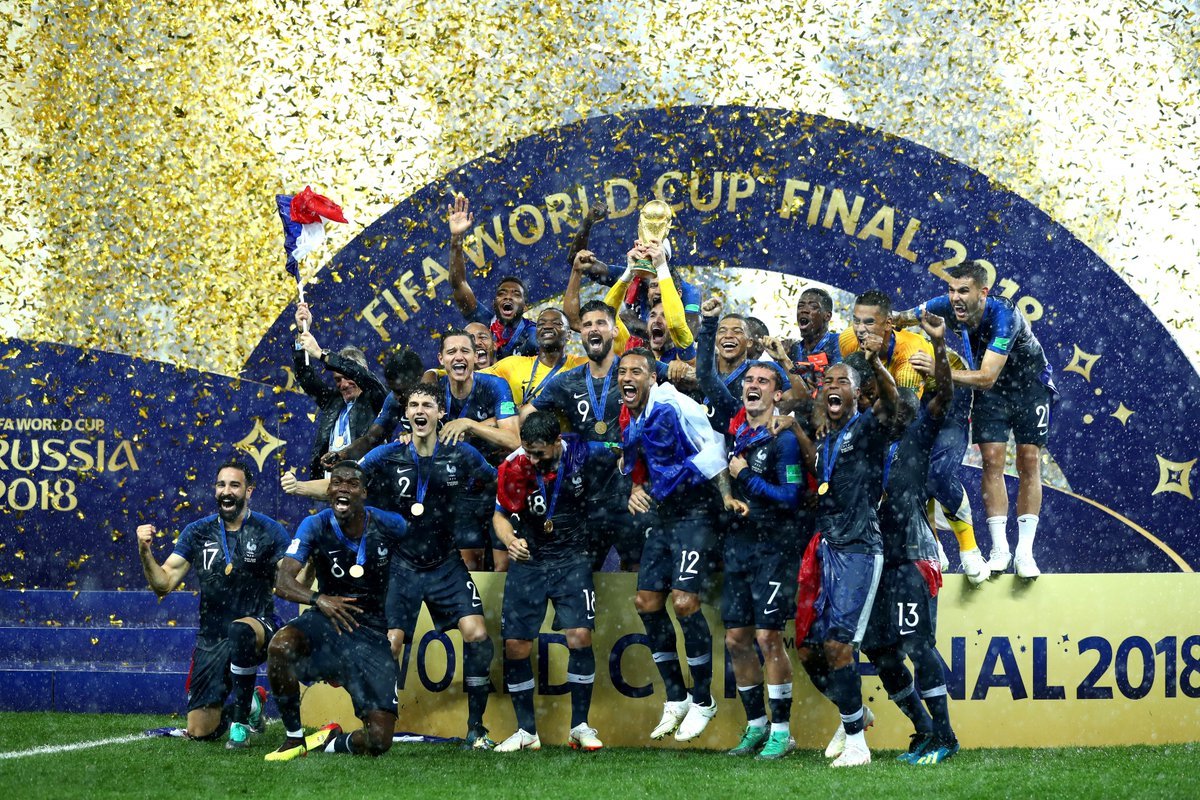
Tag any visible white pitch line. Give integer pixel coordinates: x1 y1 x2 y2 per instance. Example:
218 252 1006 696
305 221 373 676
0 733 150 760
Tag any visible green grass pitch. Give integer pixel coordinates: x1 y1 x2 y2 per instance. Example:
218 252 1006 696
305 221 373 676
0 713 1196 799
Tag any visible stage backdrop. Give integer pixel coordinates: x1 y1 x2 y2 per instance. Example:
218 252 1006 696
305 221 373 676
1 106 1197 742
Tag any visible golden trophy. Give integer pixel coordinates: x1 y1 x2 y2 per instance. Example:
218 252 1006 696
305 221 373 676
633 199 673 277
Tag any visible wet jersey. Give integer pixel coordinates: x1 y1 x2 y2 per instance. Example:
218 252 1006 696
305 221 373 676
285 507 408 632
787 330 842 372
484 353 589 406
729 421 804 531
879 406 942 565
465 306 538 358
172 512 291 646
917 295 1055 396
496 435 618 563
438 372 517 463
371 391 414 439
839 328 932 395
533 361 624 445
813 408 890 554
359 440 497 570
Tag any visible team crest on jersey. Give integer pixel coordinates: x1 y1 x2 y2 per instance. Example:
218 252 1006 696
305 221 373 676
286 538 300 554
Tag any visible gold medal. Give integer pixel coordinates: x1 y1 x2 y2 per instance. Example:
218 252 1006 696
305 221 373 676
349 564 365 578
594 421 608 435
223 563 233 576
818 482 830 496
411 502 425 516
544 519 554 533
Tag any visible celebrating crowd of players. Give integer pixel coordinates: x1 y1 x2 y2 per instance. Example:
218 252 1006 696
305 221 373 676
135 197 1056 767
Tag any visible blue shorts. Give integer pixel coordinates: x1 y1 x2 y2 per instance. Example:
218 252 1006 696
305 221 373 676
862 562 939 653
386 557 484 636
926 416 970 510
501 557 595 640
722 536 801 631
972 382 1054 447
285 610 398 718
637 492 719 594
806 541 883 646
455 492 507 551
185 614 279 712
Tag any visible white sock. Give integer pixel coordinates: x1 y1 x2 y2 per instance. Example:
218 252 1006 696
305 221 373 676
845 730 868 750
286 728 304 739
748 715 768 729
987 516 1009 554
771 721 791 734
1017 514 1039 556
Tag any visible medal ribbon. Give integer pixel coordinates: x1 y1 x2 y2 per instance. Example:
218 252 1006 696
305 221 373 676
585 364 614 426
821 411 862 486
408 441 438 506
534 458 568 530
329 510 370 572
445 378 476 420
217 513 246 572
732 422 773 457
524 354 567 402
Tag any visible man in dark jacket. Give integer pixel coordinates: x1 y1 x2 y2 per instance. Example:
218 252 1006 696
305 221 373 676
293 303 387 478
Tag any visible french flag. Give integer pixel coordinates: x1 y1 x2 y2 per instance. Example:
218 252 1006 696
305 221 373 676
275 186 347 279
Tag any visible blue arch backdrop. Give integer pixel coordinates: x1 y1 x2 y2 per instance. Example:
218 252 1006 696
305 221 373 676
2 105 1198 595
243 105 1200 574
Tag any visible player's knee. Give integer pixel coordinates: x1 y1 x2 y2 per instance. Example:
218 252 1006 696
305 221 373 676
459 617 488 644
634 592 663 615
363 730 393 757
755 629 783 655
565 628 592 649
1016 446 1041 473
824 639 853 668
268 627 303 663
504 639 533 660
671 591 700 617
724 627 754 653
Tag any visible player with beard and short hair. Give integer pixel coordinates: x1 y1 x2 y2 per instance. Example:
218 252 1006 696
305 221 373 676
429 329 520 571
619 346 746 744
856 310 961 766
320 346 425 468
527 300 646 571
136 460 290 748
893 260 1057 579
490 411 619 753
265 462 410 761
794 329 899 768
696 296 814 759
448 195 538 358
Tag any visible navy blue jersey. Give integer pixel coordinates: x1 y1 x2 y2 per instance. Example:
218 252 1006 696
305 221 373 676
813 409 890 553
172 512 291 646
731 426 804 529
696 316 791 431
919 295 1054 396
285 507 408 632
465 305 538 358
497 435 618 563
878 406 942 565
438 372 517 463
533 361 624 445
359 440 496 570
787 330 843 368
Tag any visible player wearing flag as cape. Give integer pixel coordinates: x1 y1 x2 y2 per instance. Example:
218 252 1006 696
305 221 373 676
490 411 619 752
266 461 409 761
794 328 900 768
619 346 747 743
695 296 813 760
855 310 961 766
429 328 520 571
527 300 643 570
893 260 1057 579
448 195 538 358
136 459 289 748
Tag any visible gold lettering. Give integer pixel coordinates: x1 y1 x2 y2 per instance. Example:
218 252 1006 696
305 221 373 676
778 179 810 220
0 438 7 469
68 439 95 471
508 204 546 246
725 173 755 212
393 274 423 318
360 298 391 341
807 184 825 227
654 171 686 212
822 189 865 235
604 178 638 219
896 217 922 262
928 239 967 281
108 440 140 472
421 257 449 297
42 439 68 471
544 193 575 235
464 215 506 268
689 171 723 212
857 206 896 250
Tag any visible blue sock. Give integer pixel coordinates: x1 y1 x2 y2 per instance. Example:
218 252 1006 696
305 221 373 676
767 683 793 726
910 643 955 741
827 664 865 734
567 646 596 728
503 657 537 734
275 692 302 734
638 610 687 702
226 621 259 724
737 684 767 724
869 648 932 734
463 639 494 730
677 611 713 704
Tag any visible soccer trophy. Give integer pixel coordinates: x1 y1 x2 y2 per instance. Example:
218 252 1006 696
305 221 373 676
632 199 673 277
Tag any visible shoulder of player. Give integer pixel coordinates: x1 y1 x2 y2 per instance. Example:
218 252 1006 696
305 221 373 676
485 354 533 377
837 327 859 355
297 508 333 536
366 506 408 531
894 329 933 356
243 511 288 535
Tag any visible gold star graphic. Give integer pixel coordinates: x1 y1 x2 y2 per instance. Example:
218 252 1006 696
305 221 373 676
1063 345 1101 382
234 419 286 473
1110 403 1134 426
1152 455 1196 500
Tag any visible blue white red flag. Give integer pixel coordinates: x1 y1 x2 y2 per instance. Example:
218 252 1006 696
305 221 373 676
274 186 347 280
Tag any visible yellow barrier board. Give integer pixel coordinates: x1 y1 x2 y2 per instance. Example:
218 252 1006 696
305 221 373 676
302 573 1200 748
